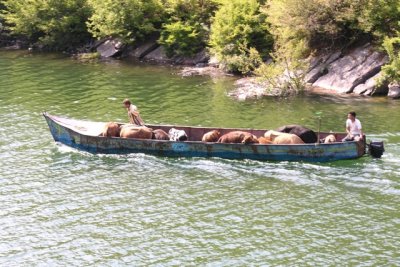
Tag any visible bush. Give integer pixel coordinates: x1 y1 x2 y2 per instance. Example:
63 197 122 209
87 0 164 42
159 21 205 57
380 37 400 83
209 0 273 73
158 0 219 57
359 0 400 41
265 0 364 57
1 0 91 50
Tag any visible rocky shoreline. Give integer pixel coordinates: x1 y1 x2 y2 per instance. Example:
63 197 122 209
2 36 399 100
230 43 399 100
114 39 399 100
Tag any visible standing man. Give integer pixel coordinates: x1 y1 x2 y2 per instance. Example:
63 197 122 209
342 111 363 141
122 98 145 126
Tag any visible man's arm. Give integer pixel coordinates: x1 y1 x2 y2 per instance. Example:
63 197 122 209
345 120 352 137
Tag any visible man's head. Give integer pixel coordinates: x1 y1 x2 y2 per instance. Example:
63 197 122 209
123 98 131 108
348 111 356 121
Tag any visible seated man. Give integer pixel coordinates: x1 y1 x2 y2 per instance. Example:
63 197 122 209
122 98 145 126
342 111 363 142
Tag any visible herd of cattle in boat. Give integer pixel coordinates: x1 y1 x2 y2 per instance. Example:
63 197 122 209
100 122 338 145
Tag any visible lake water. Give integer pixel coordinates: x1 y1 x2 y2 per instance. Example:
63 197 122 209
0 50 399 266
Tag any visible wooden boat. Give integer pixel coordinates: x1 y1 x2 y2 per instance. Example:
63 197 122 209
43 113 367 162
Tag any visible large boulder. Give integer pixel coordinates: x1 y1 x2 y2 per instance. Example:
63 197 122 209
353 72 389 96
143 46 170 63
143 46 209 66
230 77 277 100
96 38 125 58
130 40 159 59
312 44 388 93
305 51 342 83
388 82 400 99
172 50 209 65
179 66 226 77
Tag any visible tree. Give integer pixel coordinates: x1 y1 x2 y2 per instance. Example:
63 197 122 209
380 37 400 83
359 0 400 41
158 0 219 57
265 0 365 58
359 0 400 84
86 0 164 42
1 0 91 50
209 0 273 73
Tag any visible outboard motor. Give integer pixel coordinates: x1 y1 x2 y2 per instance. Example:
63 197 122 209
369 141 385 158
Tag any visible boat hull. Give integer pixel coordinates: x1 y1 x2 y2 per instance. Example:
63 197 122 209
44 113 366 162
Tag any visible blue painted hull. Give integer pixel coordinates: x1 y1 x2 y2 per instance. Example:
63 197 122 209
43 113 366 162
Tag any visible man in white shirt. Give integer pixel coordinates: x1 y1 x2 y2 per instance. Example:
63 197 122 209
342 111 363 141
122 98 145 126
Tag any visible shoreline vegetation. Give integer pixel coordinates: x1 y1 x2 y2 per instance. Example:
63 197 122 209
1 0 399 99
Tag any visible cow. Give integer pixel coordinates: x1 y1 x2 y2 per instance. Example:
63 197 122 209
275 125 317 143
257 136 273 144
202 130 221 142
218 131 259 144
100 122 120 137
169 128 188 141
120 125 153 139
323 134 336 143
152 129 170 140
264 130 305 144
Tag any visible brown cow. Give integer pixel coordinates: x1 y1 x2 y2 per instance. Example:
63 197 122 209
152 129 170 140
100 122 120 137
202 130 221 142
218 131 259 144
257 137 273 144
264 130 304 144
324 134 336 143
120 125 153 139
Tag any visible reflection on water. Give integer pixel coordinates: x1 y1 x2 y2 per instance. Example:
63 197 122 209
0 51 399 266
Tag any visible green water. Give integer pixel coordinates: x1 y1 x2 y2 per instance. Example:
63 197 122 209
1 50 399 266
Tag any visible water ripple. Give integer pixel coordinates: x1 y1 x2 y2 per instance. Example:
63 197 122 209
0 51 399 266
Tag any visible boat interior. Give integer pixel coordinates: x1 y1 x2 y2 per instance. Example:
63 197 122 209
51 114 349 143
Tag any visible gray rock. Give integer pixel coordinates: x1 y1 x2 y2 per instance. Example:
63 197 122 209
312 45 388 93
388 82 400 99
305 66 327 84
353 72 388 95
229 77 282 100
130 40 159 59
143 46 170 63
143 46 210 66
174 50 209 65
305 51 341 83
96 38 125 58
208 56 220 67
367 73 388 96
179 66 226 77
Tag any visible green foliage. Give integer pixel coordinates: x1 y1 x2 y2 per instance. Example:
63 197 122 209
86 0 164 42
255 44 307 96
222 46 263 74
209 0 273 73
265 0 364 57
159 21 204 57
158 0 219 57
360 0 400 85
359 0 400 41
1 0 91 50
380 37 400 83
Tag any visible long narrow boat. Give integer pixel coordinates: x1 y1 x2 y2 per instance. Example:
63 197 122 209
43 113 367 162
